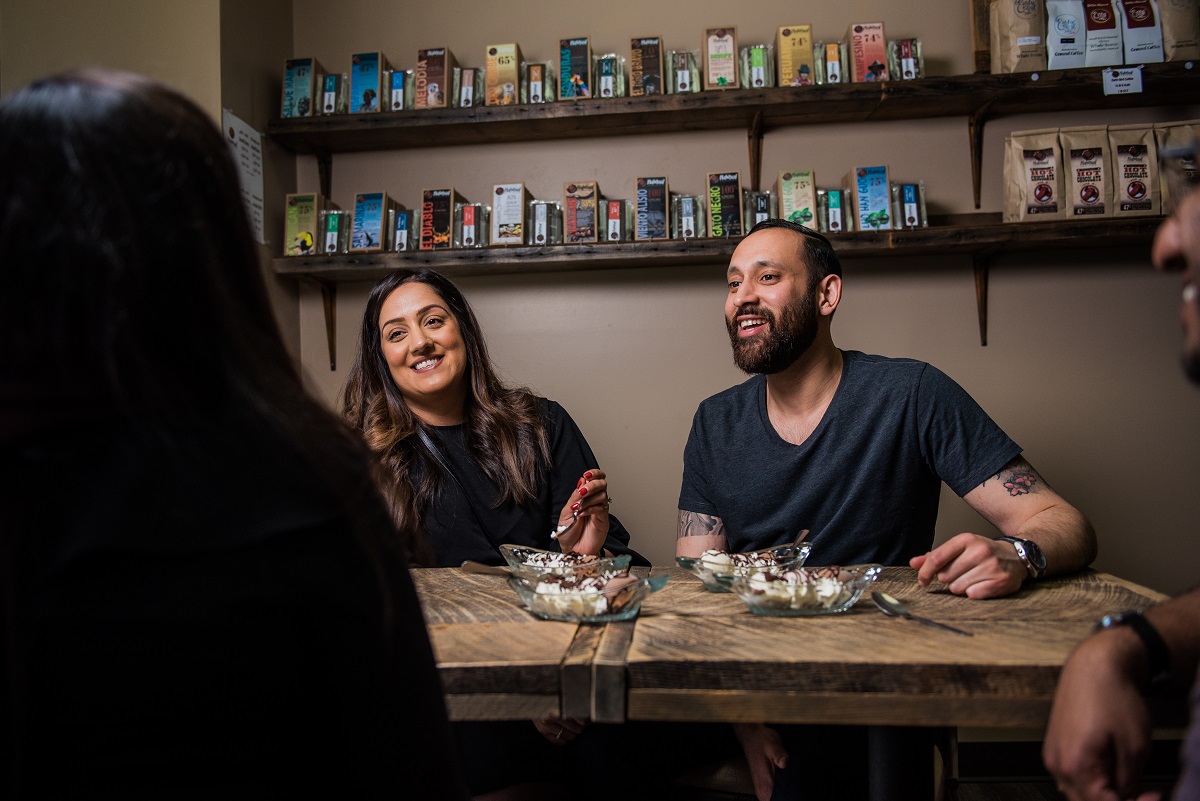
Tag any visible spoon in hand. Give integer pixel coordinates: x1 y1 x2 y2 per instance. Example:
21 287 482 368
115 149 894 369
871 591 973 637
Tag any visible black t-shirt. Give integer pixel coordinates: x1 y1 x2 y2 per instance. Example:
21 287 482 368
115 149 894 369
424 398 645 567
679 350 1022 566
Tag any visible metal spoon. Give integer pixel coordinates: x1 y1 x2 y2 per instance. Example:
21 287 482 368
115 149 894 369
871 591 973 637
550 510 579 540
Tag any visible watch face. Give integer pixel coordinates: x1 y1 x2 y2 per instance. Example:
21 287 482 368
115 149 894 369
1023 539 1048 572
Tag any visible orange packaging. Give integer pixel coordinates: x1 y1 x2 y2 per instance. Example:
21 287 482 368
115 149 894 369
847 22 888 81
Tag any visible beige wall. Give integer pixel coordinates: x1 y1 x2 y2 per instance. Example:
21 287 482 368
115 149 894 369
291 0 1200 594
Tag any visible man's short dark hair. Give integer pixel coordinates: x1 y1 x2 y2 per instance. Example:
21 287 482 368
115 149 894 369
747 218 843 285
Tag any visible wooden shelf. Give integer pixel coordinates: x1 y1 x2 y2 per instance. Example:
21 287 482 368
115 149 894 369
273 215 1161 283
268 63 1200 154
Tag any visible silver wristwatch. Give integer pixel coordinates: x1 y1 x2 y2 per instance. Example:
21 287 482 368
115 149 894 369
994 536 1047 579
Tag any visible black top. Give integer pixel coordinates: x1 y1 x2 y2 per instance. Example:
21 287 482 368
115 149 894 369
3 416 469 800
680 351 1021 566
423 398 646 567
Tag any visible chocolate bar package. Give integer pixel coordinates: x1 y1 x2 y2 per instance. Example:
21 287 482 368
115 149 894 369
560 38 592 99
563 181 600 242
671 193 706 239
630 37 665 95
319 72 348 115
604 199 631 241
282 57 322 118
416 47 457 109
527 200 563 245
351 191 390 251
521 62 557 102
420 188 466 250
593 54 626 98
393 208 415 251
743 190 775 228
456 67 482 108
845 165 893 229
492 183 532 245
485 43 523 105
668 50 701 93
778 26 815 86
778 170 817 227
635 176 669 240
350 52 389 113
284 192 325 255
703 27 739 89
454 203 489 247
707 171 743 238
848 22 888 81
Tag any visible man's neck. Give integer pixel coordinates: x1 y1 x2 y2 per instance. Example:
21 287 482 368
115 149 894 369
763 339 843 445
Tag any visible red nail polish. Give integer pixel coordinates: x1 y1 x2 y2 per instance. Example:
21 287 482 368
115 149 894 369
579 486 588 496
584 471 593 481
571 501 580 511
576 477 583 487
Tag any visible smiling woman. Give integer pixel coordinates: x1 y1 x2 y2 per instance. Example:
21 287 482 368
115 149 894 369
341 268 650 798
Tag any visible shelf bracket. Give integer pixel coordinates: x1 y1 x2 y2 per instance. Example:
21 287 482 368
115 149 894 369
973 253 990 347
316 150 333 200
305 277 337 370
967 102 995 211
747 111 764 192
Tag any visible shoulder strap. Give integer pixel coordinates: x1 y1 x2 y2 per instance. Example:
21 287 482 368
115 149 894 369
415 426 505 559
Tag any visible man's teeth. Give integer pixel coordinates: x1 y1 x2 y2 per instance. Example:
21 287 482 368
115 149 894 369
740 319 766 330
414 358 439 370
1184 284 1198 304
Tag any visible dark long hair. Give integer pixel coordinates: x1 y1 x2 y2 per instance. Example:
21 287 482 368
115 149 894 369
343 268 550 560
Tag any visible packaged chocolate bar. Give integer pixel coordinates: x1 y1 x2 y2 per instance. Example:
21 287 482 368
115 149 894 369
485 43 523 106
890 182 929 228
815 41 848 84
671 193 706 239
604 199 632 242
282 57 322 118
668 50 701 93
492 183 532 245
387 69 414 111
318 72 348 115
320 209 350 254
416 47 457 109
420 188 466 250
847 23 888 81
740 44 775 88
560 38 592 99
777 26 815 87
703 27 739 89
636 176 669 240
350 52 390 113
284 192 325 255
521 62 557 102
630 37 665 96
351 192 390 251
455 67 483 108
563 181 600 243
743 190 775 228
593 54 627 98
707 171 743 238
887 39 924 79
777 170 817 227
454 203 490 247
817 188 852 232
393 208 416 251
527 200 564 244
845 165 893 229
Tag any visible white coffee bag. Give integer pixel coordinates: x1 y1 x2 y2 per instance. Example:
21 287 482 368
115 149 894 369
1085 0 1125 65
1118 0 1166 62
1048 0 1088 68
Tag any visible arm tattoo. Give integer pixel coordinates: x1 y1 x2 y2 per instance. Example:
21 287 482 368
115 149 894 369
678 511 726 540
986 457 1045 497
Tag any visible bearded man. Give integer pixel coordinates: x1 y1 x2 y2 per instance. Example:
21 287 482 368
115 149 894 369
676 219 1097 801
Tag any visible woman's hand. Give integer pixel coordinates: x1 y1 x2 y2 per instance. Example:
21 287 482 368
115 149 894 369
556 469 610 555
533 716 586 746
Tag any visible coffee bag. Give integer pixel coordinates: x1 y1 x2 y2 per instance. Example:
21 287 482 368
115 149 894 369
1158 0 1198 59
1118 0 1166 62
1085 0 1125 65
1155 120 1200 214
991 0 1049 73
1048 0 1087 69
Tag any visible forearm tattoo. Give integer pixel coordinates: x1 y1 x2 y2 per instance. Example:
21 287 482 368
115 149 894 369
987 457 1045 497
678 511 726 540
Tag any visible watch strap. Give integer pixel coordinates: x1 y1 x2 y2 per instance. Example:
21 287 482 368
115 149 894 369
1096 610 1171 691
994 535 1039 579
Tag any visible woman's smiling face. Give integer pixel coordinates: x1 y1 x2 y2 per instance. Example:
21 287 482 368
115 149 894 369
378 281 468 424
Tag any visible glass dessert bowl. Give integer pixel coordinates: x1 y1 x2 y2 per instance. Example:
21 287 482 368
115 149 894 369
507 572 668 623
729 563 883 616
676 543 813 592
500 544 632 581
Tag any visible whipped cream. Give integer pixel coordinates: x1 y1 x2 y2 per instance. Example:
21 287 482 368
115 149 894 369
743 567 854 611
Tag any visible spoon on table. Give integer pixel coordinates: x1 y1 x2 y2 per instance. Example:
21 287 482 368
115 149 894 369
871 591 974 637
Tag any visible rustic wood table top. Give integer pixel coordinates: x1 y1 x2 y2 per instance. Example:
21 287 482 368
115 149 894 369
412 565 1166 728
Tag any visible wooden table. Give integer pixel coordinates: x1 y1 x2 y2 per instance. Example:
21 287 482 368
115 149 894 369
412 566 1166 729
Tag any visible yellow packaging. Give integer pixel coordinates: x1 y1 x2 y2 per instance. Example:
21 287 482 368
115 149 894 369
485 43 523 105
848 22 888 81
777 25 816 87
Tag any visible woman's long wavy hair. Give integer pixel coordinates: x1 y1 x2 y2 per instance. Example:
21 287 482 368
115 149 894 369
342 269 550 563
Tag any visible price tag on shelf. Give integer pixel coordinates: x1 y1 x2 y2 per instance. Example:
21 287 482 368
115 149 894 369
1103 66 1144 96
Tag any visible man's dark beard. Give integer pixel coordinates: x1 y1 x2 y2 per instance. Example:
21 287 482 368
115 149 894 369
726 292 818 374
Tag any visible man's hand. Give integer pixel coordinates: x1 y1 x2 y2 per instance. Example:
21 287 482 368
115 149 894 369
533 716 587 746
910 532 1028 598
1043 630 1155 801
732 723 788 801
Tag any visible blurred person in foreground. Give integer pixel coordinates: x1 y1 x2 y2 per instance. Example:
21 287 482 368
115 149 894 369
677 218 1097 800
0 69 468 799
342 267 649 800
1044 145 1200 801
